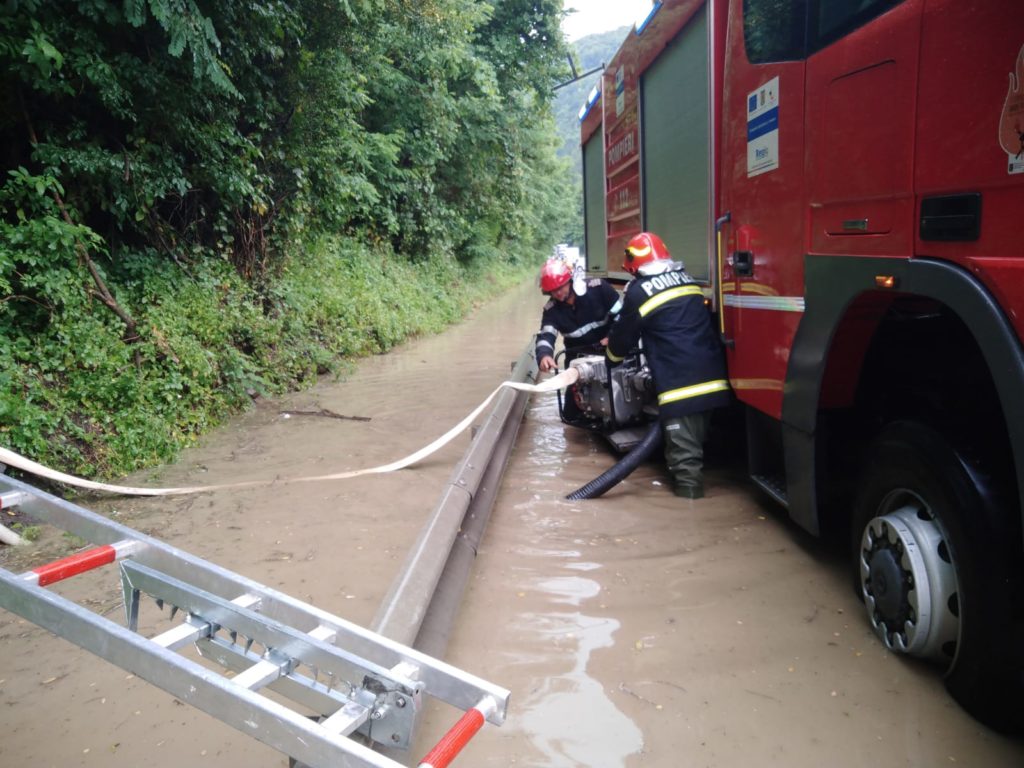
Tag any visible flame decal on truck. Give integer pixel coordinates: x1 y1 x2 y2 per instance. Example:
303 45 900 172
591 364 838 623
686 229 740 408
999 43 1024 174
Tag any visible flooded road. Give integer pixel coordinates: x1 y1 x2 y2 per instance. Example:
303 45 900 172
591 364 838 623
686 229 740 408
419 390 1024 767
2 279 1023 767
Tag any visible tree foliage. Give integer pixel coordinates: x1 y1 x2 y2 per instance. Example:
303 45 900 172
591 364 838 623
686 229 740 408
0 0 576 477
551 26 630 246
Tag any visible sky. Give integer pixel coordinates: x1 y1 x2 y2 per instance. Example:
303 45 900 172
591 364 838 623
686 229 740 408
561 0 655 42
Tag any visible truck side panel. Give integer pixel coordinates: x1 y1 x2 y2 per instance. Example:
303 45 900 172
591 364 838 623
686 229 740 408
916 0 1024 340
719 0 808 419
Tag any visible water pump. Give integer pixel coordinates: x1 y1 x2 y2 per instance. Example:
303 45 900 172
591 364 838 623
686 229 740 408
565 353 657 452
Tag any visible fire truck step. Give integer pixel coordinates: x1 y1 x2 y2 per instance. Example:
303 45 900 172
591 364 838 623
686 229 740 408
751 473 789 507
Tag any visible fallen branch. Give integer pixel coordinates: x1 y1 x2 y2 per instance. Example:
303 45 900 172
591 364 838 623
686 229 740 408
282 409 371 422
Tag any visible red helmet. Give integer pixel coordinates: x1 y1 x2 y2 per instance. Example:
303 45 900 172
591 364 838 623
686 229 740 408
539 259 572 293
622 232 670 274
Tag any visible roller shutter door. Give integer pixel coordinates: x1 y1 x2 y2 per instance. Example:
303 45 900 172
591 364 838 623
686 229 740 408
582 131 607 274
640 6 710 281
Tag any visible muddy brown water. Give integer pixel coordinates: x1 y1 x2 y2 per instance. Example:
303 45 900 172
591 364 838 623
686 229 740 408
1 280 1022 767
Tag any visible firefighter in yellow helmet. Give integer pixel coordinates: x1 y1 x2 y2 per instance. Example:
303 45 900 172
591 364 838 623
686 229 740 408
607 232 730 499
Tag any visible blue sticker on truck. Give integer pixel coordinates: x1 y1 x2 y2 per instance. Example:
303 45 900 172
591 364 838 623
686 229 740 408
747 76 780 177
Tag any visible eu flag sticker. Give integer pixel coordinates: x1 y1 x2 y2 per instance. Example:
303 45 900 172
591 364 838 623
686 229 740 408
746 76 780 177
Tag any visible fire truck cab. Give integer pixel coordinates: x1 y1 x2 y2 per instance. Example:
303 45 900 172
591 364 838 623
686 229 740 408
580 0 1024 731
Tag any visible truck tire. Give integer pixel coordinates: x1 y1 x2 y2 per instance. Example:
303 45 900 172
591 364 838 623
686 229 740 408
851 421 1023 733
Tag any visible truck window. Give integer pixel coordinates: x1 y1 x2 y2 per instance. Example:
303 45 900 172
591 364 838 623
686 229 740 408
743 0 807 64
744 0 907 62
809 0 905 52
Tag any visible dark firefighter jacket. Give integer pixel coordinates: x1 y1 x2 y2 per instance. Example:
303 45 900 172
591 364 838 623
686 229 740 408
536 278 621 364
607 262 730 421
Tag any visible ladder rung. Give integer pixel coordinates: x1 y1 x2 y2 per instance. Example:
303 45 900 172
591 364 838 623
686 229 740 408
23 539 144 587
320 700 371 735
151 593 261 650
152 619 211 650
391 661 419 679
308 625 337 643
0 491 28 510
230 623 340 691
232 657 287 690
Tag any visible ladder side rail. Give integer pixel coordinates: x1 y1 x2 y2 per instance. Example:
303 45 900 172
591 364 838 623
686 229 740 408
0 568 403 768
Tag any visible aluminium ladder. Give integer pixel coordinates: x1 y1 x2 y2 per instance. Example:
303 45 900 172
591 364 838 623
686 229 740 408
0 474 509 768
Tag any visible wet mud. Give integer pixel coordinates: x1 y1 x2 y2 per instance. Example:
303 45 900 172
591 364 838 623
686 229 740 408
2 280 1023 767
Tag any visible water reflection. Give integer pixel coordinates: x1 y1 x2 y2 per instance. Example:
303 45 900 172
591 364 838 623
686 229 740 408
534 574 600 606
512 546 583 559
522 398 569 470
507 485 644 765
514 598 644 767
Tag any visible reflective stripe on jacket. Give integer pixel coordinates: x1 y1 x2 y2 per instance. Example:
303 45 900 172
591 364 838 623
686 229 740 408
607 263 729 420
535 279 621 362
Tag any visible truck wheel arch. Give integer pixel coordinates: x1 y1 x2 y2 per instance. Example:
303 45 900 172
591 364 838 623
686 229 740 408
781 254 1024 540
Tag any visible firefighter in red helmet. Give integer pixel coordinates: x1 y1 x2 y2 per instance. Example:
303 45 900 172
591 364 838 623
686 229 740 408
608 232 730 499
535 258 620 374
538 259 573 295
536 257 621 421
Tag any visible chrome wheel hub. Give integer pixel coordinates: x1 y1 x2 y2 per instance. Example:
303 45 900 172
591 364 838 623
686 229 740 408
858 494 960 662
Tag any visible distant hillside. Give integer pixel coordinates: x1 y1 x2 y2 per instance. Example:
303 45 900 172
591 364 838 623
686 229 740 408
553 26 629 245
554 26 629 163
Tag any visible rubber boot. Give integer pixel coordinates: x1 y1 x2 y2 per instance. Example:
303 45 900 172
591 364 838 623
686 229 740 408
663 412 710 499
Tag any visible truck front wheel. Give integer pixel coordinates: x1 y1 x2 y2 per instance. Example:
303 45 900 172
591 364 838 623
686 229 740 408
851 421 1023 733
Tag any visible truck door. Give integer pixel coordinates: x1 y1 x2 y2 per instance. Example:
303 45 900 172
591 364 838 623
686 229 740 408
718 0 808 419
804 0 922 261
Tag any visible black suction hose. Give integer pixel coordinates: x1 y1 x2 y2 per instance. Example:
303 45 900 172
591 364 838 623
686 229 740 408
565 420 663 500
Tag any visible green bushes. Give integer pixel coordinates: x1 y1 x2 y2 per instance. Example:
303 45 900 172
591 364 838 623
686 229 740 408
0 0 572 479
0 234 531 477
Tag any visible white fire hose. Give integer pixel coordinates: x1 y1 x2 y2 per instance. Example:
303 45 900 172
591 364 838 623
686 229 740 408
0 368 579 497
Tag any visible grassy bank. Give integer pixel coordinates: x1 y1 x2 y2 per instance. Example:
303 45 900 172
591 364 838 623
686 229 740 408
0 236 533 481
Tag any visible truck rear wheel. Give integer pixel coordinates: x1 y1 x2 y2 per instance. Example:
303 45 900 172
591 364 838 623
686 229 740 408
852 421 1023 733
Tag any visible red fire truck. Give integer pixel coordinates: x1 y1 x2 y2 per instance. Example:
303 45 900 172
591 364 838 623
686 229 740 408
580 0 1024 731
